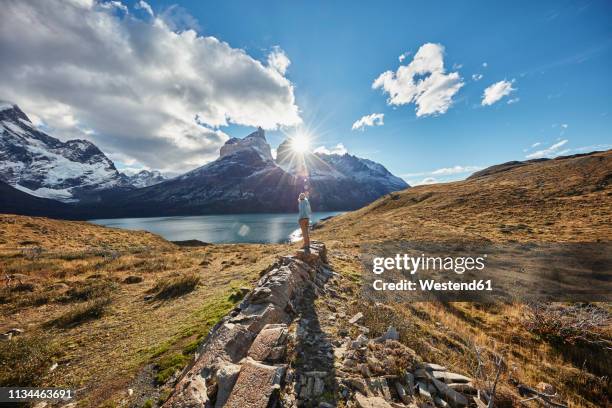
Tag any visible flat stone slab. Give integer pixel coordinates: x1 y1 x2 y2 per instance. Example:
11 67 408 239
224 358 286 408
247 323 288 362
432 378 468 407
432 370 472 384
354 393 393 408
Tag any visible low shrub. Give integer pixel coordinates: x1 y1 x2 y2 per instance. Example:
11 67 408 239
0 335 57 386
57 280 117 303
152 274 199 300
124 275 143 284
47 296 112 328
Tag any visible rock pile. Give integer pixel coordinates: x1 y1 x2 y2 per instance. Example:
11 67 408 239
162 242 331 408
334 326 482 408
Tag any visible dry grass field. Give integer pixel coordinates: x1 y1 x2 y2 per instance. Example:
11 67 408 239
313 150 612 407
0 215 287 406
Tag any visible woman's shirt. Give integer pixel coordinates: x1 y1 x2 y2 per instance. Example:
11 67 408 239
298 198 312 220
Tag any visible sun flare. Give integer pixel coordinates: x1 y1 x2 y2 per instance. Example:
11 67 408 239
290 132 311 153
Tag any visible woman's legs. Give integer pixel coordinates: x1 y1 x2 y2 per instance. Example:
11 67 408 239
299 218 310 248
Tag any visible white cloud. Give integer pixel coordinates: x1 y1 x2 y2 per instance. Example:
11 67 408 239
403 165 482 178
267 46 291 75
314 143 348 155
135 0 153 16
430 165 483 176
472 73 483 81
525 140 569 159
532 142 541 148
417 177 438 185
99 1 128 13
481 80 516 106
372 43 464 117
0 1 301 173
507 97 520 104
452 63 463 70
398 51 411 63
402 165 482 185
561 123 568 129
482 62 488 68
351 113 384 131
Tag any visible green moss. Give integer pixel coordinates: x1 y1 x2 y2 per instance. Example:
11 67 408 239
182 340 199 355
141 399 154 408
149 286 248 384
155 353 189 384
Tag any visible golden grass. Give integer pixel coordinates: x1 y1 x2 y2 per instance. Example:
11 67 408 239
0 214 286 406
314 151 612 407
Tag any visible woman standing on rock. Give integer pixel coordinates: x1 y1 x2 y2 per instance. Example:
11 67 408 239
298 192 312 251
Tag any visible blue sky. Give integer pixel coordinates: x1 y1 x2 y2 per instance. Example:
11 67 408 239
1 0 611 183
154 0 612 184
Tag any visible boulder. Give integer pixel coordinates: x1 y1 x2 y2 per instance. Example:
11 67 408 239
424 363 447 371
376 326 399 342
224 359 286 408
349 312 364 324
214 363 241 408
432 371 472 384
164 375 209 408
447 383 476 394
355 393 394 408
247 324 288 362
431 378 468 407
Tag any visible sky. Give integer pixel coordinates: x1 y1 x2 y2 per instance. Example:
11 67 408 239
1 0 611 184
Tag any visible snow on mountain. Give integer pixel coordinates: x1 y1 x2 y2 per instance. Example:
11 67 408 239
0 102 127 202
123 170 167 188
314 152 408 190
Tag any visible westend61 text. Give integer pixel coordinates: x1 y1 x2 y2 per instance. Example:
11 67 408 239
372 279 493 291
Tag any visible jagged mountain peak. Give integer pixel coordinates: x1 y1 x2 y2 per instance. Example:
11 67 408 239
0 101 32 124
219 127 273 162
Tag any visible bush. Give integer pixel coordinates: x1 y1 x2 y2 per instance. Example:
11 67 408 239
58 280 117 303
524 302 612 376
47 297 112 328
524 303 611 347
0 336 57 386
152 274 199 300
124 275 143 284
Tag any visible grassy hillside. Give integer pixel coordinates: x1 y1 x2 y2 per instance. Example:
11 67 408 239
0 215 287 406
313 150 611 407
317 150 611 245
0 150 609 407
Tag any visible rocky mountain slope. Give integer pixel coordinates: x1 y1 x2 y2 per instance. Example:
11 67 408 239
81 128 408 217
0 103 129 201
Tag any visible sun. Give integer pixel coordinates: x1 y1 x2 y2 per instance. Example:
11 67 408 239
290 132 311 153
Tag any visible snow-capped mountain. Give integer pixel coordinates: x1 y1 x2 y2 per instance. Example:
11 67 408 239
84 128 409 217
123 170 167 188
0 102 127 201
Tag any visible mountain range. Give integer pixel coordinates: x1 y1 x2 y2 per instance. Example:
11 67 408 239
0 103 408 218
0 103 167 203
